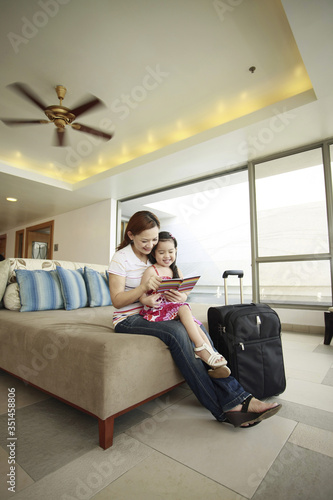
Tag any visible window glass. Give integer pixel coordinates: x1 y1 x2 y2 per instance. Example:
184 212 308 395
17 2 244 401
259 260 331 306
255 149 329 257
120 170 252 303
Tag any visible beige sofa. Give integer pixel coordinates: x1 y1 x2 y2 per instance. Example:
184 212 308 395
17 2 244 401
0 258 210 449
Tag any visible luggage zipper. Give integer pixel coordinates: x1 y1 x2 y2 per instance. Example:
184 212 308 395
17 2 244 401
256 315 261 336
235 335 281 351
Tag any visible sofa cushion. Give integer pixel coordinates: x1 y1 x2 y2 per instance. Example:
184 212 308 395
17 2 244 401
84 267 112 307
15 269 64 312
56 267 88 310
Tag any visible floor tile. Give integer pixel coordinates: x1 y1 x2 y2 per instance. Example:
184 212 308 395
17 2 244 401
267 398 333 433
0 398 99 481
314 344 333 355
126 394 296 498
282 350 333 383
322 367 333 387
281 332 323 345
0 446 34 499
138 385 191 416
91 451 247 500
277 378 333 412
113 408 152 437
11 434 153 500
288 423 333 458
0 373 50 415
282 339 319 353
252 443 333 500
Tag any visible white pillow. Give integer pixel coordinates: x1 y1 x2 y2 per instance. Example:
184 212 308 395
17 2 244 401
0 259 10 301
3 283 21 311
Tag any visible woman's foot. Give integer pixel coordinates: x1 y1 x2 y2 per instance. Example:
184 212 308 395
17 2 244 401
225 395 282 427
194 342 228 368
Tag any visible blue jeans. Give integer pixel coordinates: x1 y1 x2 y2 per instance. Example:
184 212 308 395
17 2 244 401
115 314 250 421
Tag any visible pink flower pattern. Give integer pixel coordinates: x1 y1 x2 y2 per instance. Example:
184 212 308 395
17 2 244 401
140 275 201 324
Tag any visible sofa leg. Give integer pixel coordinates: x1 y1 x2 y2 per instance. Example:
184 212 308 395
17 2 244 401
98 416 114 449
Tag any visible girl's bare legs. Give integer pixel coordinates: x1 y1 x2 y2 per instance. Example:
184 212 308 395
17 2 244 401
177 305 226 365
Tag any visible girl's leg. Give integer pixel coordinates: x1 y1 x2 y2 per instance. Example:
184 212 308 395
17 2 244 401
177 305 226 366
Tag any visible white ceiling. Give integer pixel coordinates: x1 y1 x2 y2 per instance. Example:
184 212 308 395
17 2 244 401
0 0 332 233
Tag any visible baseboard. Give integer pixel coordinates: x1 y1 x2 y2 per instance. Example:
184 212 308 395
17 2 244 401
281 323 325 335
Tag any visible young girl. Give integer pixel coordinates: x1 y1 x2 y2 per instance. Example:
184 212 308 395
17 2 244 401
139 231 231 377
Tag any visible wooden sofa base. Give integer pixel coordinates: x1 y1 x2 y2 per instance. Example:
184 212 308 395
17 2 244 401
1 367 184 450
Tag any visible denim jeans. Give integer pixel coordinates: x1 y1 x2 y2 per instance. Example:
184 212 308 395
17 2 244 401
115 314 250 421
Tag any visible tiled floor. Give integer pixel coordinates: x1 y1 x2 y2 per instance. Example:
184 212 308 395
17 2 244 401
0 329 332 499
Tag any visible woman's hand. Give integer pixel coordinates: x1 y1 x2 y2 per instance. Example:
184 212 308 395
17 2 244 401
163 289 187 303
142 274 162 293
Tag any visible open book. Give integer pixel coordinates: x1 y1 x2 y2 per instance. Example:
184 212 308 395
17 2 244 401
156 275 200 293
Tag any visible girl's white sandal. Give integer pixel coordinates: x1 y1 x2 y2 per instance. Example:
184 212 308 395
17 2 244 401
194 342 228 368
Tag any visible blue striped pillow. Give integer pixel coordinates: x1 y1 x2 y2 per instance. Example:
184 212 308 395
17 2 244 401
84 267 112 307
15 269 64 312
56 267 88 310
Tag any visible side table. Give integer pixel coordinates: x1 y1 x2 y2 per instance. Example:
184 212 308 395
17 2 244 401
324 311 333 345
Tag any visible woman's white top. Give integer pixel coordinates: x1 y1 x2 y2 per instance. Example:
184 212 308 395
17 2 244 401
108 244 151 326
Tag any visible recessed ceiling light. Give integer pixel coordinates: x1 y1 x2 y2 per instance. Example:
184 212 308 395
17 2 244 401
6 197 18 202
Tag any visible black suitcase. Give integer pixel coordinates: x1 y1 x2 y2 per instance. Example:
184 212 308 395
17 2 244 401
208 270 286 400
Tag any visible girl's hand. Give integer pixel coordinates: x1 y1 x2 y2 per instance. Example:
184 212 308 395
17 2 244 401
164 289 187 303
144 293 162 308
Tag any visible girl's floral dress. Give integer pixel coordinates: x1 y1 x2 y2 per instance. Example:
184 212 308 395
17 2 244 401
140 266 201 324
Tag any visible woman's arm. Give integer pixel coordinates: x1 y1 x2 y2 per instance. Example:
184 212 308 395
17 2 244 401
109 271 161 309
139 268 163 307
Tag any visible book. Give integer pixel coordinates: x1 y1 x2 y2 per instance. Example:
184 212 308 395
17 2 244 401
156 275 200 293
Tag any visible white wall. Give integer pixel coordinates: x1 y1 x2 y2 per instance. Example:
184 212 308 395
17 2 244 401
5 199 114 265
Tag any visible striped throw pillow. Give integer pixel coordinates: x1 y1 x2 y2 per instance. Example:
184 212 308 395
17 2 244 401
84 267 111 307
15 269 64 312
56 267 88 310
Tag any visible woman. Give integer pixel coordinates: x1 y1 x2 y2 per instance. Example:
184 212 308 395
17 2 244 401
108 210 281 427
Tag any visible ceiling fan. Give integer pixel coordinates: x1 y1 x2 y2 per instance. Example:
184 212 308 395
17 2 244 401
0 82 114 146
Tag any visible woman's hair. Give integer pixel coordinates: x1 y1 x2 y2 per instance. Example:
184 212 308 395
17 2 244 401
117 211 160 251
150 231 180 278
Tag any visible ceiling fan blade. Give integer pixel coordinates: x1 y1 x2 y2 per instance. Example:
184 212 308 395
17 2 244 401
70 96 104 118
71 123 113 140
54 128 67 147
8 82 47 112
1 118 49 126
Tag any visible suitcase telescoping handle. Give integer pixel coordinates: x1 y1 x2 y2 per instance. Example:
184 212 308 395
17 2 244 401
222 270 244 305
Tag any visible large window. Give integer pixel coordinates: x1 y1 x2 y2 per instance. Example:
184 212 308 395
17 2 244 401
253 147 331 306
119 139 333 308
120 170 252 303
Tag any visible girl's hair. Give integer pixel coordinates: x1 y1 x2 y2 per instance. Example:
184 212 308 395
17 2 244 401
150 231 180 278
117 211 160 251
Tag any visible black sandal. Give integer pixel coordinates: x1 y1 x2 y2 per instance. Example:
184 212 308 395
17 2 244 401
224 395 282 428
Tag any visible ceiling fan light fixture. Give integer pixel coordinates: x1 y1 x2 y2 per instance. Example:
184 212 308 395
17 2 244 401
1 82 114 147
54 118 66 128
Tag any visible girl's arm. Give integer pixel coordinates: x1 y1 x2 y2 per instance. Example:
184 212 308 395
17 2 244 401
109 271 161 309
